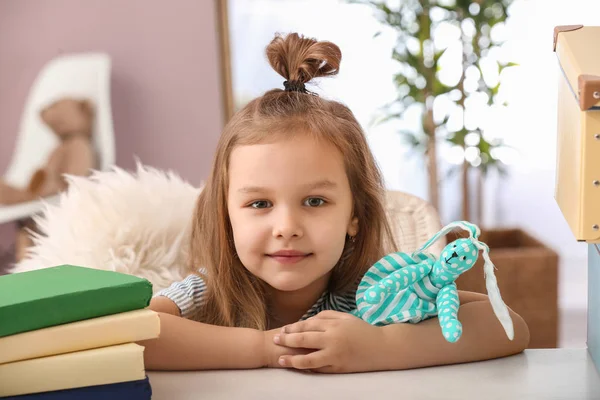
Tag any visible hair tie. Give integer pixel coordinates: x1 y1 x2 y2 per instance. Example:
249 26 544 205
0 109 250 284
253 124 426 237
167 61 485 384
283 80 307 93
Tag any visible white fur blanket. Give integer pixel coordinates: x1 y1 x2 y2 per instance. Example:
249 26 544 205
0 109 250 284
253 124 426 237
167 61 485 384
12 163 200 293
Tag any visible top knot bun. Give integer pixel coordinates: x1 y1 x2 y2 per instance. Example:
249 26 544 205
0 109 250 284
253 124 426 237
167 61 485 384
266 33 342 86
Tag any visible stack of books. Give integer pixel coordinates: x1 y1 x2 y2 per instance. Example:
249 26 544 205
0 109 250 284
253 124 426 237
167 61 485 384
0 265 160 399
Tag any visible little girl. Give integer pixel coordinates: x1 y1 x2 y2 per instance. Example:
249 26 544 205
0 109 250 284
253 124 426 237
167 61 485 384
142 33 529 373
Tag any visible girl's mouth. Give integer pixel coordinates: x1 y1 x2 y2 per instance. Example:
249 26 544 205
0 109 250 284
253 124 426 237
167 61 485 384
267 251 312 264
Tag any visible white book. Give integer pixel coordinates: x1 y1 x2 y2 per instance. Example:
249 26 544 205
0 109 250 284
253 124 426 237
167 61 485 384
0 343 147 397
0 309 159 365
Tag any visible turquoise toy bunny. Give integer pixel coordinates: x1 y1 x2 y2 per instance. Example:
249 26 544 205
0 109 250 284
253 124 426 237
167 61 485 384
353 221 514 343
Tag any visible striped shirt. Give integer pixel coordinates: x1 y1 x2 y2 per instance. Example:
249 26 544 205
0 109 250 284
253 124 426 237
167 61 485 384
154 274 357 320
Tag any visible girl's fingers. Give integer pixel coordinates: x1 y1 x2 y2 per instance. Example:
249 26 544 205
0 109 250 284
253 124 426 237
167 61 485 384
274 331 325 349
313 310 354 320
281 319 328 334
278 351 329 370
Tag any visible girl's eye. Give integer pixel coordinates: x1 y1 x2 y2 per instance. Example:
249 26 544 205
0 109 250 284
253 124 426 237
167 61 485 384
250 200 271 209
304 197 325 207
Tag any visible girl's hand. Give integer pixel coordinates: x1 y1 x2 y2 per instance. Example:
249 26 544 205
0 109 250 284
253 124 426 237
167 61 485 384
262 328 312 368
273 310 385 373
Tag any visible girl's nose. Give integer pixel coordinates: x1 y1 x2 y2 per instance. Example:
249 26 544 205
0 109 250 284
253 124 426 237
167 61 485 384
272 207 303 239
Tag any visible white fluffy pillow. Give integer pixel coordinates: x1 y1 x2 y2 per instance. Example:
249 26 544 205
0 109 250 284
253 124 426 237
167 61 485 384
12 163 200 293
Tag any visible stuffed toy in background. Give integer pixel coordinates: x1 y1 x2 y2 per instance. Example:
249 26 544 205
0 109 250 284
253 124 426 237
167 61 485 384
0 98 97 205
354 221 514 343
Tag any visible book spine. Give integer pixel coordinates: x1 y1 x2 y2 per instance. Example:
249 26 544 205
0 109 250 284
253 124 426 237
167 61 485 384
0 343 146 397
0 281 152 337
0 377 151 400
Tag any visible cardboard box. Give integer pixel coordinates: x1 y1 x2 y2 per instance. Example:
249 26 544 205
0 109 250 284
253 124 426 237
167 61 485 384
554 25 600 243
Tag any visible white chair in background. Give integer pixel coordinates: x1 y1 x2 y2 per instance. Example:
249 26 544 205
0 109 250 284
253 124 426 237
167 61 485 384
385 190 444 254
0 52 115 225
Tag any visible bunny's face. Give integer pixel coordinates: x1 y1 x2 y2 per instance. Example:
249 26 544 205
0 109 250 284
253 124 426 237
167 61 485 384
440 239 479 274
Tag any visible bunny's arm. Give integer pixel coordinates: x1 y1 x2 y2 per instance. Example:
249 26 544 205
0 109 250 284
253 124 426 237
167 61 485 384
436 283 462 342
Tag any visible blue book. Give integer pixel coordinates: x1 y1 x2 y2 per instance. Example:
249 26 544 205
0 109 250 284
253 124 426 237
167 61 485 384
2 377 152 400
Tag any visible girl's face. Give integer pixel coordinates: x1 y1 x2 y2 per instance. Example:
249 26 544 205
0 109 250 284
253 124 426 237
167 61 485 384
227 135 359 295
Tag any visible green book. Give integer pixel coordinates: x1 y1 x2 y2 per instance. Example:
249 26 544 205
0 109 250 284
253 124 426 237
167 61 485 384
0 265 153 338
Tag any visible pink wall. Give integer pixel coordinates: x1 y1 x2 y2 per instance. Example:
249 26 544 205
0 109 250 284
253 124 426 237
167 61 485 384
0 0 226 255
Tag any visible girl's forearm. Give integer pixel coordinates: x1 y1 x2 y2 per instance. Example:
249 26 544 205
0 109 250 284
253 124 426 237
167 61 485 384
139 312 264 370
457 290 488 304
378 299 530 370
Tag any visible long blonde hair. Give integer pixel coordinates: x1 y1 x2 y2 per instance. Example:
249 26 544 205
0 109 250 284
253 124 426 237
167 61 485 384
190 33 396 330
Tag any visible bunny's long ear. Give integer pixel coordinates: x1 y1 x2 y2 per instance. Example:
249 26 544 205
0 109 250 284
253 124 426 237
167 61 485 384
473 240 515 340
415 221 480 255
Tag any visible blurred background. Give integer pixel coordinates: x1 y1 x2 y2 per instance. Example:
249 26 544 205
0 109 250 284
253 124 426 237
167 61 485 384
1 0 596 348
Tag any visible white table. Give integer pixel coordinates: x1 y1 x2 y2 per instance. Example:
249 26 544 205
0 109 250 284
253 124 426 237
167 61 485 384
148 349 600 399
